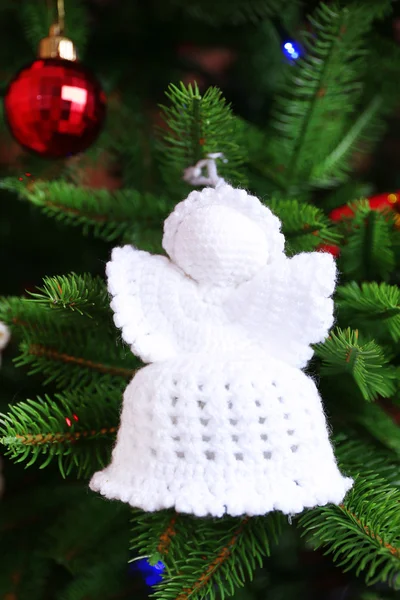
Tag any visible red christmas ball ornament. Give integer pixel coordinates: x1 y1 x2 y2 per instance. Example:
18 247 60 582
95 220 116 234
330 192 400 224
4 25 106 159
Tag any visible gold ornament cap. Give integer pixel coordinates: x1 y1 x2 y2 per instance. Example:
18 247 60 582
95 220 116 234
38 23 77 61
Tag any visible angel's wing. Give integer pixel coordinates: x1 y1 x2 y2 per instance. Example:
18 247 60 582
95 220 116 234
224 252 337 368
107 245 251 363
107 246 183 363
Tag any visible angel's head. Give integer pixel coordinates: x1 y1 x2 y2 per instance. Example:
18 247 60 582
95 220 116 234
163 184 285 287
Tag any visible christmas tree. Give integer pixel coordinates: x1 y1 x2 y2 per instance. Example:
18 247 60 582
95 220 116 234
1 0 400 599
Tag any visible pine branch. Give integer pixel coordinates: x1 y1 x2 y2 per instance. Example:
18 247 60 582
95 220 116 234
136 513 283 600
349 402 400 458
0 179 170 245
315 328 396 401
28 274 111 319
264 198 340 255
1 288 138 390
156 515 178 556
131 509 186 565
0 389 121 477
336 282 400 342
175 518 251 600
26 343 135 377
16 335 136 389
313 95 386 186
158 83 247 194
0 293 115 360
267 2 383 190
300 474 400 589
0 273 114 338
339 202 396 281
0 295 69 334
20 0 89 56
335 431 400 486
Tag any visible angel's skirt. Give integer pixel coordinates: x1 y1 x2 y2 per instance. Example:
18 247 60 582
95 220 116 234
90 354 353 517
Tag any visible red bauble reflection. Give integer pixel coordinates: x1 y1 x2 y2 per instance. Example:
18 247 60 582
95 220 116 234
4 58 106 158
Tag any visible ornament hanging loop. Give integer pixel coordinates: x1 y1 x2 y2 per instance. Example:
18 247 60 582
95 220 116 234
183 153 227 188
57 0 65 34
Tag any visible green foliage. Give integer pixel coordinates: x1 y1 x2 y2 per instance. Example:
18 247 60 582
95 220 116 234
0 548 51 600
336 282 400 343
344 0 394 23
339 202 397 281
43 497 130 573
267 2 386 192
67 97 160 194
1 477 133 600
315 328 396 401
20 0 89 57
57 556 131 600
0 387 119 478
322 180 373 211
366 34 400 103
0 295 60 332
131 509 184 564
0 277 137 391
131 510 283 600
236 120 285 197
15 328 136 390
0 294 106 343
28 274 110 319
0 480 84 533
349 402 400 458
335 432 400 486
0 178 170 247
170 0 284 24
300 473 400 589
159 83 247 194
0 0 17 10
315 96 386 186
264 198 340 254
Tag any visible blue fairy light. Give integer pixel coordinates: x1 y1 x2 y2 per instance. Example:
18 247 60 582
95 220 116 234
130 557 165 587
283 41 301 60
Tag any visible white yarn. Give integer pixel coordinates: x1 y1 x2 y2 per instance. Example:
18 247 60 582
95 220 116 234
0 321 10 368
90 355 352 517
0 322 10 352
90 182 353 516
163 184 284 273
183 152 226 187
170 204 270 286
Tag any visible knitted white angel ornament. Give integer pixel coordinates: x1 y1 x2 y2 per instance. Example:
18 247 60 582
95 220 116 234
90 162 353 518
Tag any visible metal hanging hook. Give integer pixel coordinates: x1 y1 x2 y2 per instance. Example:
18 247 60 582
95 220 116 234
57 0 65 34
183 153 227 188
40 0 76 60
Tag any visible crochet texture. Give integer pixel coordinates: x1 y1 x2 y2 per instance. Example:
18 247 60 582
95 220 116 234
90 183 353 517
